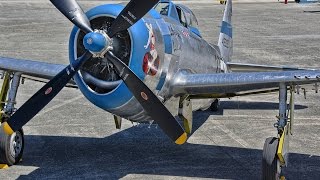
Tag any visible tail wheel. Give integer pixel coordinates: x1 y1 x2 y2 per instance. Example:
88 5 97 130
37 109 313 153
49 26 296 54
210 99 220 112
0 127 24 165
262 137 282 180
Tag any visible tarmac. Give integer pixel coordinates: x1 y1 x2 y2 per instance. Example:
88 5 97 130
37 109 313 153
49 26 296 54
0 0 320 179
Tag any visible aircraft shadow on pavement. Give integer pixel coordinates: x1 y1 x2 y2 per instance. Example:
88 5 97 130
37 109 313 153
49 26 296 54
195 101 307 116
220 101 307 110
17 116 319 180
303 11 320 14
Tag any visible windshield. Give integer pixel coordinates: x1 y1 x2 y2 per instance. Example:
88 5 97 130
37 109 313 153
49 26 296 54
154 2 170 16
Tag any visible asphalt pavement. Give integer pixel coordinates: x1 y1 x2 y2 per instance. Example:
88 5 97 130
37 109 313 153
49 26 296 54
0 0 320 179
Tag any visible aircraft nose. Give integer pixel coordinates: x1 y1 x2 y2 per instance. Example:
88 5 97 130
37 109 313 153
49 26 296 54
83 31 108 53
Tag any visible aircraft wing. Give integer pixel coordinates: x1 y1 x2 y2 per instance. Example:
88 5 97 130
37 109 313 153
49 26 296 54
171 70 320 98
0 57 77 87
226 62 310 72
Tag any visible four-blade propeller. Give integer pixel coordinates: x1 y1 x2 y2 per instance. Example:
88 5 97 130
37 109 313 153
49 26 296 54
2 0 187 145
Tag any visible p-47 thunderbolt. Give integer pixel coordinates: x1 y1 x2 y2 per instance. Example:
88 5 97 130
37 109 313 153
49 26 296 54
0 0 319 179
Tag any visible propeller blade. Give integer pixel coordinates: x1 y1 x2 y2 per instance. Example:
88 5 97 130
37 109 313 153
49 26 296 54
50 0 93 33
105 51 187 145
2 51 92 135
107 0 159 37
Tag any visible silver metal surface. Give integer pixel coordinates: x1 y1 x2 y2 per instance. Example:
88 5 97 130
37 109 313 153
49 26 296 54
289 86 295 134
143 18 166 91
278 83 287 129
5 72 21 114
171 70 320 95
1 1 320 179
0 57 65 81
227 62 307 72
108 96 151 122
9 131 23 158
81 71 121 90
90 30 113 58
169 21 220 74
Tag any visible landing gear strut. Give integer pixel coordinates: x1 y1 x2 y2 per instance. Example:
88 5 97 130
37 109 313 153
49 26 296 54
0 72 24 167
262 83 294 180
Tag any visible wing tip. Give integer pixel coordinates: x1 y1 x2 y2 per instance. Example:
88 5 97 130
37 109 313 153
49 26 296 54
175 132 187 145
0 164 9 169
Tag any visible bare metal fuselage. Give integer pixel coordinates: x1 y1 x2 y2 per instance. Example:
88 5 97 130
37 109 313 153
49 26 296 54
107 16 221 122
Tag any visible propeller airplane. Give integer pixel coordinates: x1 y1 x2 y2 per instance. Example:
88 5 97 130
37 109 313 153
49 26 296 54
0 0 319 179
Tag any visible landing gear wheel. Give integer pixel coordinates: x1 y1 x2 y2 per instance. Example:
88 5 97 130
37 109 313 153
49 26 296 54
0 127 24 166
220 1 225 4
262 137 282 180
210 99 220 112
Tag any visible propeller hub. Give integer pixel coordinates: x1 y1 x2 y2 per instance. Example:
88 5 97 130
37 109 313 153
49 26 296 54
83 30 113 58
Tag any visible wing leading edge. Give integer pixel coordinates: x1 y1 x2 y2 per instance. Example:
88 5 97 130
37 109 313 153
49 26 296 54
172 70 320 97
0 57 76 86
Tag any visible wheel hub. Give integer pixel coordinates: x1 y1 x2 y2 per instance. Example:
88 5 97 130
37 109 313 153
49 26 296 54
9 131 23 158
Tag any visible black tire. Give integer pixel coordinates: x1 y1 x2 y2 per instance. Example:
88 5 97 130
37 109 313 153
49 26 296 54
262 137 281 180
220 1 224 4
0 127 24 165
210 99 220 112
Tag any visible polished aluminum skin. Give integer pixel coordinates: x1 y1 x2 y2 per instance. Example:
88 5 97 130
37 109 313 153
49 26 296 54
0 0 319 124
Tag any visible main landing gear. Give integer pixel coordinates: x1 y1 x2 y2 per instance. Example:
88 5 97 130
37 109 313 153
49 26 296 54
262 83 294 180
220 0 227 5
0 72 24 168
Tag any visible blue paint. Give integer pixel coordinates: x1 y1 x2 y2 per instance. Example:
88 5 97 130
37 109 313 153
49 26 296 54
148 8 162 19
163 35 172 54
189 26 202 38
157 0 180 23
298 0 319 3
221 21 232 38
156 73 167 90
83 32 106 52
69 4 149 110
168 2 180 22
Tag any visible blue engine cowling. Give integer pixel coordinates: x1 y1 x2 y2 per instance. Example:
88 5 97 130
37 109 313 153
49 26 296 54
69 4 162 120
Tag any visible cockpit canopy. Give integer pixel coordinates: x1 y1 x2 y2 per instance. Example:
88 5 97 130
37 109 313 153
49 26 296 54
154 0 201 37
155 2 170 16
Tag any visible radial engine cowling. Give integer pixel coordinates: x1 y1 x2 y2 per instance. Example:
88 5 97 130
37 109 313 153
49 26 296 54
69 4 163 121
